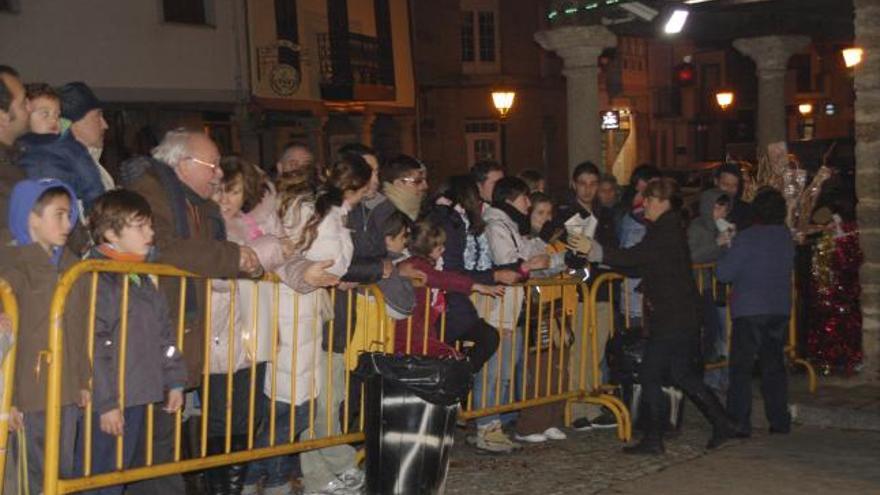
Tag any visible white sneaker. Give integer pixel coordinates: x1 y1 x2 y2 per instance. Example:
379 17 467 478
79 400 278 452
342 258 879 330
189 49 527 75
514 432 548 443
340 468 365 490
471 420 520 453
543 427 567 440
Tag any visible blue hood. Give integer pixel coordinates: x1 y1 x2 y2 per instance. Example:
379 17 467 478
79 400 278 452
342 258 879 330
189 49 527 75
8 178 79 257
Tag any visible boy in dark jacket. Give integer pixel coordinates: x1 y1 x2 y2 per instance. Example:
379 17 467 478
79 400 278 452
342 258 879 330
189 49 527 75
1 178 90 495
76 190 186 494
717 188 794 436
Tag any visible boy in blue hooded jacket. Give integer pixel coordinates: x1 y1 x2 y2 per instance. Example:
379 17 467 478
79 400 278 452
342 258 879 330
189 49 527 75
0 178 91 495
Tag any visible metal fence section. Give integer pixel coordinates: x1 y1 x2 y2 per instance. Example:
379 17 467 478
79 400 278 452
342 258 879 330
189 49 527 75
0 278 20 494
41 260 385 495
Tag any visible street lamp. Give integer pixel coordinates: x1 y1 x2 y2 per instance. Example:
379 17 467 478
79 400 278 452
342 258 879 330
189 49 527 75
842 47 864 68
798 103 813 116
491 90 516 165
715 90 734 111
715 90 734 160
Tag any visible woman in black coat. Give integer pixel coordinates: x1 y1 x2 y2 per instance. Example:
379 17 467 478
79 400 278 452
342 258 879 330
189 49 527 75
580 178 743 454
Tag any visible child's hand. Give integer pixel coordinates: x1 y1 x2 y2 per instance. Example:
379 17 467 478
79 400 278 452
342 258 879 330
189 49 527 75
337 281 358 291
78 389 91 408
6 406 23 432
100 408 125 436
566 234 592 255
474 284 505 297
164 389 184 413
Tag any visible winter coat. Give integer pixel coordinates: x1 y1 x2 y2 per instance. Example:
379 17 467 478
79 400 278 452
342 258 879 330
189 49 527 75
267 198 354 405
716 225 794 318
0 142 26 245
18 131 108 212
120 156 244 388
0 244 90 412
687 188 729 264
91 266 187 414
597 210 701 339
427 204 494 341
393 256 471 358
483 205 564 329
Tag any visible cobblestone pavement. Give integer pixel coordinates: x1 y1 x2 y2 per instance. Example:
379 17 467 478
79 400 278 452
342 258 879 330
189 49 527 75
444 404 880 494
445 419 714 495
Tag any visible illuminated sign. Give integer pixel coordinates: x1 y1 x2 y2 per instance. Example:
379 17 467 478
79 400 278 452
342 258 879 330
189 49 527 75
601 110 620 130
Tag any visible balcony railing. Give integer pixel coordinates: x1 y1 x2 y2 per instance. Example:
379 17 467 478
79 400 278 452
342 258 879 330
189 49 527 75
317 32 396 101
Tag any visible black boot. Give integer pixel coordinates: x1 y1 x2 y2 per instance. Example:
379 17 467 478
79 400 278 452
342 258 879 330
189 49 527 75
686 387 745 450
205 436 231 495
623 433 665 455
227 435 249 495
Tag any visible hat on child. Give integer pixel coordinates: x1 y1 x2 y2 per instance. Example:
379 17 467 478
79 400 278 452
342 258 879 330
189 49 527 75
59 82 102 123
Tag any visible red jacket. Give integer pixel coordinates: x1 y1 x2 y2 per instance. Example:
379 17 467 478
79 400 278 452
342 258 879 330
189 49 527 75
394 256 473 358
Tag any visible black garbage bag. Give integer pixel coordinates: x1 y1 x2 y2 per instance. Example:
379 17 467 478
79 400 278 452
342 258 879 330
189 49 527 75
355 353 473 495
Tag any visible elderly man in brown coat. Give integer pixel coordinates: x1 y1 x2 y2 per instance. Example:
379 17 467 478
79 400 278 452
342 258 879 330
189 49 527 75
120 127 337 495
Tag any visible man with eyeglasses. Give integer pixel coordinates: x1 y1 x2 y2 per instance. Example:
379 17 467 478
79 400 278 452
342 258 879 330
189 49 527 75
119 128 339 495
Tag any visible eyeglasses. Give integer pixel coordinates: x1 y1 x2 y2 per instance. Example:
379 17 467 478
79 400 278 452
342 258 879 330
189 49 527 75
186 157 218 170
400 176 427 186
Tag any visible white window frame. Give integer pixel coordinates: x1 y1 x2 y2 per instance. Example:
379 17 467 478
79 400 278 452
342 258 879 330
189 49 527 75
465 120 500 167
461 0 500 74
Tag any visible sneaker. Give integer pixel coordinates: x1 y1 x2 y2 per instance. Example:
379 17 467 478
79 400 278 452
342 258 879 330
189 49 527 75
514 432 548 443
591 410 618 429
572 417 594 431
339 468 365 490
543 427 567 440
241 484 260 495
472 420 520 453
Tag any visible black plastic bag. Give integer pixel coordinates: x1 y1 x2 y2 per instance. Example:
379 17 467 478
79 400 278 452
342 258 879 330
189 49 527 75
354 352 473 406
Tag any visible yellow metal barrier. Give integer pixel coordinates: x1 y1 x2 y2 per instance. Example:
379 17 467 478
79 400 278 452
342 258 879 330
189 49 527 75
0 278 20 495
392 277 632 442
42 259 385 495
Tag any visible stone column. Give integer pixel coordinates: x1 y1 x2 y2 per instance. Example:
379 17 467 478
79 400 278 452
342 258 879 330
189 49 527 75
733 35 810 155
535 25 616 175
855 0 880 381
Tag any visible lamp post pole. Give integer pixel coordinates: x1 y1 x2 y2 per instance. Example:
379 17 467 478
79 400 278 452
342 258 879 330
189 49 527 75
492 90 516 165
715 90 734 161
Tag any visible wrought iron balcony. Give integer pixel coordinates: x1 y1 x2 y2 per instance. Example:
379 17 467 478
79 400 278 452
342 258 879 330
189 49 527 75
317 32 396 101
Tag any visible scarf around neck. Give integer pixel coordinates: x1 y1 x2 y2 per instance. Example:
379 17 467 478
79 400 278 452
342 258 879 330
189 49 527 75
494 201 531 236
383 182 422 221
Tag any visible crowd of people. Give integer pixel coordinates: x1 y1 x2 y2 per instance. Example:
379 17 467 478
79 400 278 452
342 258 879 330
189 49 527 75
0 64 803 495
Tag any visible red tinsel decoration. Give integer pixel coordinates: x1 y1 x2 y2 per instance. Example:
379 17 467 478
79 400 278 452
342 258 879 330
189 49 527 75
807 221 863 375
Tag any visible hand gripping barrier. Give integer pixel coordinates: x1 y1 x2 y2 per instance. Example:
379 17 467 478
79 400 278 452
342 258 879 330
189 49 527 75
41 259 386 495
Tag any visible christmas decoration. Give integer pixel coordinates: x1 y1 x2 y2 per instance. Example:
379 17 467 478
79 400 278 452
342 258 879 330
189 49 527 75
807 220 863 375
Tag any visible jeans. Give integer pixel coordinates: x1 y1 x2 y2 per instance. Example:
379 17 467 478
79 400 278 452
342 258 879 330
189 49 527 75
727 315 791 434
473 329 522 427
75 405 146 495
245 398 310 489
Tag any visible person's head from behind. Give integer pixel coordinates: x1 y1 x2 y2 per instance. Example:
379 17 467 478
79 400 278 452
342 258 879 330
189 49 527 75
25 83 61 135
629 164 661 196
409 219 447 262
89 190 154 256
338 142 379 199
153 128 223 199
383 210 412 255
381 154 428 199
598 174 620 208
471 160 504 202
715 162 743 199
642 178 682 222
571 161 601 208
519 169 545 193
751 187 787 226
493 176 531 215
0 65 29 143
9 178 77 255
529 192 554 235
217 156 270 219
276 141 314 177
60 81 107 149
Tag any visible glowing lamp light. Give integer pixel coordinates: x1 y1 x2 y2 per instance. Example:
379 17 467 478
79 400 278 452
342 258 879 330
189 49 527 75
798 103 813 116
664 9 689 35
492 91 516 119
715 90 734 110
842 47 864 68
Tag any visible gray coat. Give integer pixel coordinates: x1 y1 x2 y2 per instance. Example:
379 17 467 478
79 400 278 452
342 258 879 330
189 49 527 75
687 189 729 264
